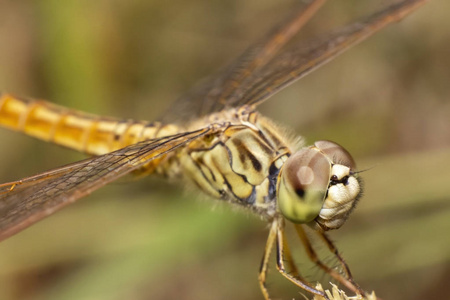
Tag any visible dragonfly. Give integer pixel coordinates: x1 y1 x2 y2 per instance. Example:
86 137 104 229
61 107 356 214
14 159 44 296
0 0 428 299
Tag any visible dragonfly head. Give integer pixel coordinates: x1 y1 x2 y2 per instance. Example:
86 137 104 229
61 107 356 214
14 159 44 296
277 140 361 231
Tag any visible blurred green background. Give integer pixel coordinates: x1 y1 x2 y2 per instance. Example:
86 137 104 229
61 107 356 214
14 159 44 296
0 0 449 299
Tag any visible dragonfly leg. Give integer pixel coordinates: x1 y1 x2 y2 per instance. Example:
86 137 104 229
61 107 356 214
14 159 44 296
275 219 329 300
317 231 365 296
293 224 365 296
259 218 302 300
281 226 301 279
258 220 277 300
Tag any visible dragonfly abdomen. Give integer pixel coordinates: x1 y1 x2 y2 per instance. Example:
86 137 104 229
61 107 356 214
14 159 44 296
0 93 181 156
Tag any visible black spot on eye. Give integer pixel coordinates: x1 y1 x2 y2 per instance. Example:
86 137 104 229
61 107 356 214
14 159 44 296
295 188 305 198
331 175 338 181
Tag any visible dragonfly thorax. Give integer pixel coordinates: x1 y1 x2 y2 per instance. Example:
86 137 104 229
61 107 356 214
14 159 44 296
277 140 361 231
177 110 294 219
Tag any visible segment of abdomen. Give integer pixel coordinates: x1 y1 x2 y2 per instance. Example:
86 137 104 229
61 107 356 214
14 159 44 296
0 93 181 156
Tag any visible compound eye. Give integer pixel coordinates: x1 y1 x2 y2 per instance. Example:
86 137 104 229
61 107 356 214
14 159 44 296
277 148 331 223
314 140 356 169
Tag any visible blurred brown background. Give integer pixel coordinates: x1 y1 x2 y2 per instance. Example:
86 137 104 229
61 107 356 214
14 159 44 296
0 0 449 299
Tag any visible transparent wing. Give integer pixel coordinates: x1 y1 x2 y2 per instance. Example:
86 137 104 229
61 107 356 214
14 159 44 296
161 0 326 123
162 0 428 122
0 127 210 241
226 0 429 108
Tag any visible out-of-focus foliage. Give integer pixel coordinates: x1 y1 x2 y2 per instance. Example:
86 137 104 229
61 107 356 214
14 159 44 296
0 0 449 299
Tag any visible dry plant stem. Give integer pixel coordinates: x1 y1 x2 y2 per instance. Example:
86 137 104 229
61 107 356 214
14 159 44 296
313 283 377 300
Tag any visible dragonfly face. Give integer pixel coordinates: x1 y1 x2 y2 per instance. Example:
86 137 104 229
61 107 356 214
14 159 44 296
0 0 429 299
277 140 361 231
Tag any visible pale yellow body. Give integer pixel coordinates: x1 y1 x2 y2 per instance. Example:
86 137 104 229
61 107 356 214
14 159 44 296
0 93 297 219
0 94 178 155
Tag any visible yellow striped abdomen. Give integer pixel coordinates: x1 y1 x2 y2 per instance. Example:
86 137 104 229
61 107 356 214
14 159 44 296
0 93 180 156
